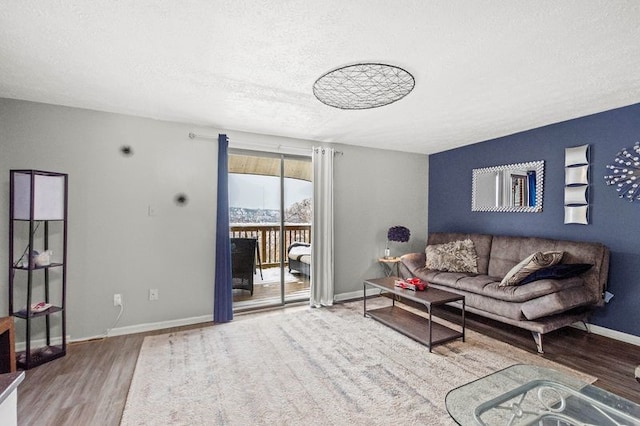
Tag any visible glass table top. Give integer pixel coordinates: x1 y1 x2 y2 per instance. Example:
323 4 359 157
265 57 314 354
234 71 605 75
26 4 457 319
445 364 640 425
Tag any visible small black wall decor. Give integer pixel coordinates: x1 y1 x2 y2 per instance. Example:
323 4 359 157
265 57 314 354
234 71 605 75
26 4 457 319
604 142 640 202
120 145 133 156
174 193 188 206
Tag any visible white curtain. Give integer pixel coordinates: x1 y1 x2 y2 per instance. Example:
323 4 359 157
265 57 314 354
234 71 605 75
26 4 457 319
310 147 334 307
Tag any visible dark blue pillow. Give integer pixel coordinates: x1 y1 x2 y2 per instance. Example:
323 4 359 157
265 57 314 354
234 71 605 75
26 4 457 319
519 263 593 285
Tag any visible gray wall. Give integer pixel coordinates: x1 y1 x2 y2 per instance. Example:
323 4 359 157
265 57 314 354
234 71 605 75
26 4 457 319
0 98 428 341
333 142 428 299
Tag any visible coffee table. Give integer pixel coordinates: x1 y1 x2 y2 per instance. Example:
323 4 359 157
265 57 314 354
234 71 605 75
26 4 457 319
363 277 465 352
445 364 640 425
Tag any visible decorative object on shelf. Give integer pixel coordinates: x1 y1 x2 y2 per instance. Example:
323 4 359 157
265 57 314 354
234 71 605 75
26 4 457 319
9 169 68 370
31 250 53 267
394 277 427 291
29 302 52 313
313 63 415 110
604 141 640 202
472 161 544 213
564 144 590 224
385 226 410 258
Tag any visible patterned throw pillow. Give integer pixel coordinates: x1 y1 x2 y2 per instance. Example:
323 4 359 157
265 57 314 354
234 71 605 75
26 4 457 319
499 251 564 286
425 239 478 273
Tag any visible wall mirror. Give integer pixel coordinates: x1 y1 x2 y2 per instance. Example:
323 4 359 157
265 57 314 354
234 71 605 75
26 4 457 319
472 161 544 212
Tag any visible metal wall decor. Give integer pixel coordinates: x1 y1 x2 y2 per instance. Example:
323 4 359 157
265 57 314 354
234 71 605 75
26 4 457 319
564 144 589 224
313 63 415 109
604 141 640 202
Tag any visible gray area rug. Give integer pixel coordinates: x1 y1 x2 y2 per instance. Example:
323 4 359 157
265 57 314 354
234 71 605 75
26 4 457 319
121 299 593 425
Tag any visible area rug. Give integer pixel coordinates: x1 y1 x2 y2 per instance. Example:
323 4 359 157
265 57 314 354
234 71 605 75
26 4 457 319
121 299 594 425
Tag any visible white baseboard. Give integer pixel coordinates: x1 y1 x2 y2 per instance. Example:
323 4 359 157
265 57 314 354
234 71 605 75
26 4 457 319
335 288 380 302
98 311 640 347
16 315 214 347
102 314 213 338
20 294 639 348
582 323 640 346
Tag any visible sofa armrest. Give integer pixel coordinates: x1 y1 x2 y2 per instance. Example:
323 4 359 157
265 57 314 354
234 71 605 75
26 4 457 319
400 252 426 273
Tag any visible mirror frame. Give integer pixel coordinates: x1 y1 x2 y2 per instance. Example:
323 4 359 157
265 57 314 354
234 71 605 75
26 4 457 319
472 160 544 213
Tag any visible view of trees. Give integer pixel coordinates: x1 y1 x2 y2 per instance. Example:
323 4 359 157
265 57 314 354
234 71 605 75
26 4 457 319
285 198 311 223
229 198 311 224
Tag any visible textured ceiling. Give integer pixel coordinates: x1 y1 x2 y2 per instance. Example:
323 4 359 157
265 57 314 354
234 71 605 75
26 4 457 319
2 1 640 154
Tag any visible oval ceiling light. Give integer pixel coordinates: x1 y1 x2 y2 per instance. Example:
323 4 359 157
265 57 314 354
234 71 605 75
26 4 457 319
313 63 415 110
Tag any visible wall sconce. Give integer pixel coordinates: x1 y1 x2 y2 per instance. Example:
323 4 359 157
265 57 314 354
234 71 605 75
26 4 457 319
564 145 589 224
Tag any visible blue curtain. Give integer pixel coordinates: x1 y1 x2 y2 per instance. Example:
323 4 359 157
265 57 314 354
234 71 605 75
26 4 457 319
213 134 233 323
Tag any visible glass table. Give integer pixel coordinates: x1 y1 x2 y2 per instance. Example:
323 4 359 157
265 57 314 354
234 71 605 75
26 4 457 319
445 364 640 425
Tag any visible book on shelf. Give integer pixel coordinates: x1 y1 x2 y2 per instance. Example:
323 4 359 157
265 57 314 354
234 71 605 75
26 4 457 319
16 302 53 316
510 174 529 207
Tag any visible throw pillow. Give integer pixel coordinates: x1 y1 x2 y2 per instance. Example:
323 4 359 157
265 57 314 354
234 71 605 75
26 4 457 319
519 263 593 285
425 239 478 273
499 251 564 286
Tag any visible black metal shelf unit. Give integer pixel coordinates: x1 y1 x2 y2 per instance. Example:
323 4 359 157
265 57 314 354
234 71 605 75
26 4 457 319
9 170 68 369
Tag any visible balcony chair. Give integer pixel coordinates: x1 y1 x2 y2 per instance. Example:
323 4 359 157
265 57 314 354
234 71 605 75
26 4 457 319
231 238 259 295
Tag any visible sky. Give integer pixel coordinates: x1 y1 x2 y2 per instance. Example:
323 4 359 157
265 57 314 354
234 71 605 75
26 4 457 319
229 174 312 210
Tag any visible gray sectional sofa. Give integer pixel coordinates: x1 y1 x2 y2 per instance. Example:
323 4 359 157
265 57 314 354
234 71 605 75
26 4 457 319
400 232 610 353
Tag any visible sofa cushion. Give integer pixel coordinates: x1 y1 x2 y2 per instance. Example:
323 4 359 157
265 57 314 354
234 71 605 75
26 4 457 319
499 251 564 286
519 263 593 285
427 233 492 274
487 235 609 307
426 282 526 320
425 239 478 273
521 286 593 320
415 269 586 304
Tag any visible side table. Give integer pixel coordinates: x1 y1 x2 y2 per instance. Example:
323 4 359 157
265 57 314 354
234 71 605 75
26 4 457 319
378 257 401 277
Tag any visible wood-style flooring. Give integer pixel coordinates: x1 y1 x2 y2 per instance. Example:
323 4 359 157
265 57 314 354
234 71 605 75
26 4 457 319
16 299 640 425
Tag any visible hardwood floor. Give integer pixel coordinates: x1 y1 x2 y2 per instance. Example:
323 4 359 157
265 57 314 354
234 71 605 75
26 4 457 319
16 322 210 426
16 301 640 425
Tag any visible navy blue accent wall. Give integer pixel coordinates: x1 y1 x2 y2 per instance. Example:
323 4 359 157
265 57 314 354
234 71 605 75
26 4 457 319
429 103 640 337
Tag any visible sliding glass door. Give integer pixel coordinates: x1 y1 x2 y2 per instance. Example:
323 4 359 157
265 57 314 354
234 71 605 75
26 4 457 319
228 150 312 311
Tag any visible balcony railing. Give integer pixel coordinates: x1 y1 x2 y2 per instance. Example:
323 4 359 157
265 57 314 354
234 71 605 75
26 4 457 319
230 224 311 267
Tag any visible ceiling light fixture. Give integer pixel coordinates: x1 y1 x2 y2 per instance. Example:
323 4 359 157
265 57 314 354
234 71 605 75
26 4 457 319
313 63 415 110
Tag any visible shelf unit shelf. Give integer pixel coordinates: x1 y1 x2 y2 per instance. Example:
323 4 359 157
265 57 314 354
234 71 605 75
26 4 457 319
12 263 64 271
8 169 68 370
13 306 64 320
16 344 65 370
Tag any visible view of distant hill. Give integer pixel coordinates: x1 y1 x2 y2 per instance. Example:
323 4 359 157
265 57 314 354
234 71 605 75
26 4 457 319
229 207 280 224
230 198 312 224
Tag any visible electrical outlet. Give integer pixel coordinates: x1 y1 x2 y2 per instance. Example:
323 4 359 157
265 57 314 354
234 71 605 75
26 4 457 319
113 293 122 306
149 288 159 301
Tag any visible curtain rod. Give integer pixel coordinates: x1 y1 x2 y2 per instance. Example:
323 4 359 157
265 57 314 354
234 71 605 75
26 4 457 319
188 132 343 155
